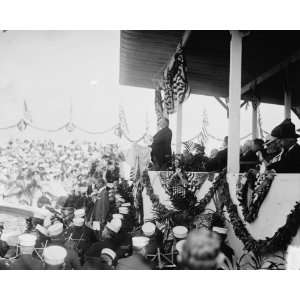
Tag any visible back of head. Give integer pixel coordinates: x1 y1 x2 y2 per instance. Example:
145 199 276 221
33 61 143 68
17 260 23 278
178 228 221 270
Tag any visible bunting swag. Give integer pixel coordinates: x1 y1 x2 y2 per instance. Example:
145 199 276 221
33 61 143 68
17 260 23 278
154 88 165 128
162 46 190 114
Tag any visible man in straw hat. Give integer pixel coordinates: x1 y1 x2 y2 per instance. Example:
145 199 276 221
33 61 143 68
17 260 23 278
10 233 43 270
267 118 300 173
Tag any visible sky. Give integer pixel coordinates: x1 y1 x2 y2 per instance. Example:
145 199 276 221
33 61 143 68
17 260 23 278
0 30 299 154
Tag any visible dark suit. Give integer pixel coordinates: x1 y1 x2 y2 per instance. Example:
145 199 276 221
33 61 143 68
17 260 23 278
206 148 227 172
10 254 43 270
267 143 300 173
151 127 172 170
85 187 110 231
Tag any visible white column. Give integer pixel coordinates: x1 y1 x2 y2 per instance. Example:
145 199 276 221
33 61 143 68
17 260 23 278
227 31 242 174
176 102 183 154
252 102 258 139
284 89 292 119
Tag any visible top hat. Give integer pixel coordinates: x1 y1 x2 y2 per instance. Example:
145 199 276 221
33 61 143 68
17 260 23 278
271 119 300 139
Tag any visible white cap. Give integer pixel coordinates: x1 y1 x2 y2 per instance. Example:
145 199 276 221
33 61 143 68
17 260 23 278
18 234 36 247
142 222 156 237
112 214 124 220
173 226 188 239
43 246 67 266
132 236 149 250
286 245 300 270
106 218 122 233
48 222 63 237
101 248 116 260
119 207 129 215
212 226 228 235
175 239 186 254
74 208 85 218
36 224 49 236
73 217 84 227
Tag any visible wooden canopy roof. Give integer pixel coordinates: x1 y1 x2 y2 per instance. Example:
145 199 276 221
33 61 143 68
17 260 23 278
119 30 300 109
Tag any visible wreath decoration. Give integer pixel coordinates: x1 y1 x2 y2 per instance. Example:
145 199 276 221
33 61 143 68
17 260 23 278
237 169 276 223
142 169 224 228
220 173 300 254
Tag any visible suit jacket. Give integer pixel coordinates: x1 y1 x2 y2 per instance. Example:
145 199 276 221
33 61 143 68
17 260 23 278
151 127 172 167
206 148 227 172
267 143 300 173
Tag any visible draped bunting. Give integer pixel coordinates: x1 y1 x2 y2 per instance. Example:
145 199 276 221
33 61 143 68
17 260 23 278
154 88 165 129
162 46 190 114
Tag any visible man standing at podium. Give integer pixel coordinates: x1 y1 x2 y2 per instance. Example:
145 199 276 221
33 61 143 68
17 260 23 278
150 118 172 171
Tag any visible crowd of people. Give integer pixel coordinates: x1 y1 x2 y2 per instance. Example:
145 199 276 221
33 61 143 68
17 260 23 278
0 139 125 206
0 117 299 270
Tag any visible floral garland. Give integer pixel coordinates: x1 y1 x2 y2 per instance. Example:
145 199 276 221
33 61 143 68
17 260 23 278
237 169 276 223
220 174 300 254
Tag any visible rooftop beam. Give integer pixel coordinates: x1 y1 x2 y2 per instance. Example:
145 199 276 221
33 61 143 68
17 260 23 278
241 48 300 95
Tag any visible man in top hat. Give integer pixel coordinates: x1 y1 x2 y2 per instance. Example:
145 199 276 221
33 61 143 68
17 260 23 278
150 117 172 171
10 233 43 270
267 119 300 173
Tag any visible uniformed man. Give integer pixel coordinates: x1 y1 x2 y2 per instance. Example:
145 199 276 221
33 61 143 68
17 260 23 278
43 245 67 270
10 233 43 270
48 222 81 270
116 236 153 270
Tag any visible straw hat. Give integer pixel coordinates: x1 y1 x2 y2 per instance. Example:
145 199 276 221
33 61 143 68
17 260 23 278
18 234 36 247
173 226 188 239
43 245 67 266
212 226 228 235
106 218 122 233
142 222 156 237
48 222 63 237
73 217 84 227
286 245 300 270
132 236 149 250
101 248 117 260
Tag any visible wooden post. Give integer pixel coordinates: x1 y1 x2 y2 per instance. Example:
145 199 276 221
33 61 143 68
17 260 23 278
284 89 291 119
228 31 242 174
176 102 183 154
252 102 258 139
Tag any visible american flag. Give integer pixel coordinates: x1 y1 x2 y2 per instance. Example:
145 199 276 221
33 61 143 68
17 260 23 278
162 72 175 114
169 46 190 105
